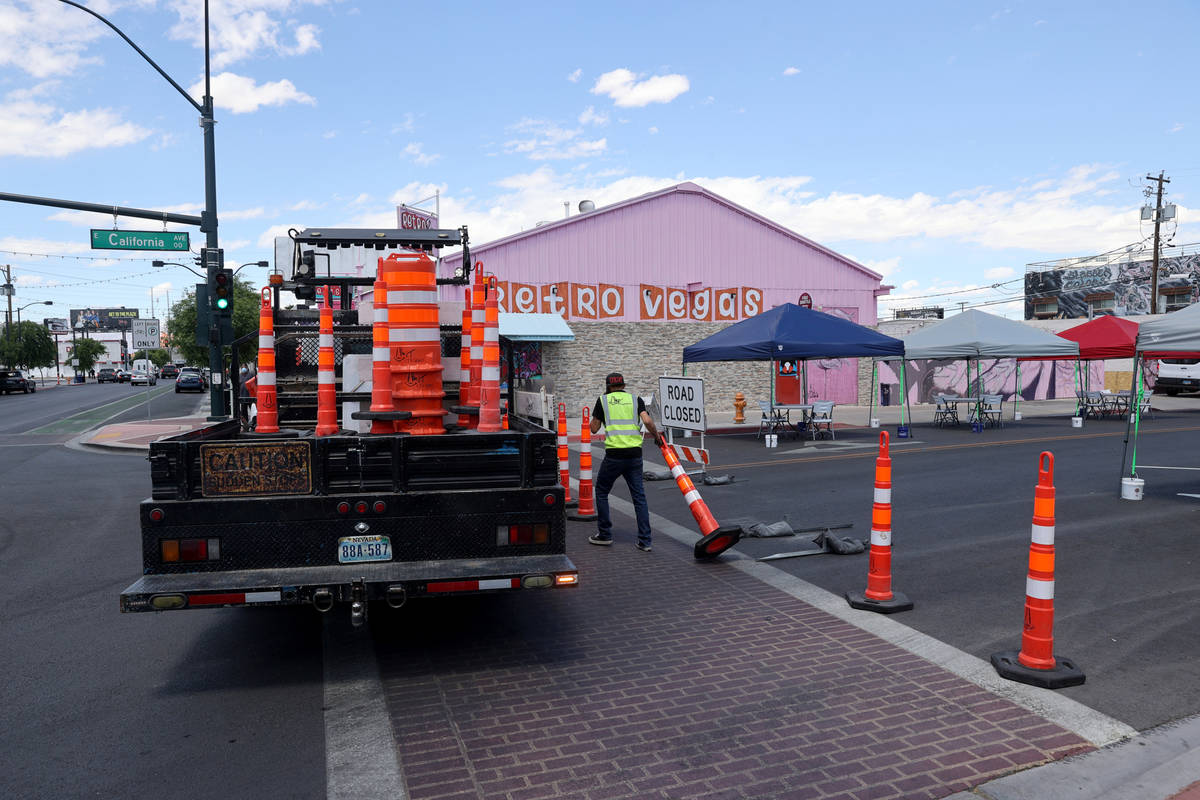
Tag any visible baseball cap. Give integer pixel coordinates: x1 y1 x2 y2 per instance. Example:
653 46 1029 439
605 372 625 388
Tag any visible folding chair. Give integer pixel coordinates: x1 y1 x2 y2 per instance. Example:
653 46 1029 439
1137 391 1154 419
758 401 787 438
933 395 959 427
980 394 1004 428
809 401 835 440
1082 391 1106 420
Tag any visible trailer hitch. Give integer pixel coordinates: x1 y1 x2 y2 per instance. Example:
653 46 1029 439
350 577 367 627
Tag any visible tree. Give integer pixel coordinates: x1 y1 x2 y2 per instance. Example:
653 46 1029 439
166 278 261 367
133 348 171 368
0 321 56 370
69 338 108 375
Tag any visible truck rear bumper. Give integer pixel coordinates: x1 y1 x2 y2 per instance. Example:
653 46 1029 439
120 554 577 612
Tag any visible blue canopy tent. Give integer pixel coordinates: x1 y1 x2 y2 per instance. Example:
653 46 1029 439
682 303 905 426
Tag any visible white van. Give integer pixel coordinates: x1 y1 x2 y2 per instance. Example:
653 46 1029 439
131 358 157 378
1156 358 1200 395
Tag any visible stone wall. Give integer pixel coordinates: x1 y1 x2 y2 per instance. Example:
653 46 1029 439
539 321 778 417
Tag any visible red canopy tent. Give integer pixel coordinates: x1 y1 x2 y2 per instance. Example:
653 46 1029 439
1021 315 1139 361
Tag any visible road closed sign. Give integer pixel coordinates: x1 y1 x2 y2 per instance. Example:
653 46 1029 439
658 376 706 432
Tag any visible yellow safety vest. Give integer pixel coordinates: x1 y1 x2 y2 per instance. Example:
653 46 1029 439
602 391 643 449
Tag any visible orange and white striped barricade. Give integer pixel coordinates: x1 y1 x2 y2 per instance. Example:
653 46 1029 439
568 406 597 520
846 431 912 613
456 289 474 428
991 452 1085 689
477 275 503 432
656 441 742 559
460 264 487 429
351 277 411 433
383 252 444 435
254 288 280 434
314 294 339 436
555 402 575 506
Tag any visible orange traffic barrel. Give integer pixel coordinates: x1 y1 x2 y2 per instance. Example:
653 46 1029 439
556 403 575 506
991 452 1085 689
477 276 502 432
846 431 912 613
381 252 444 435
314 294 338 436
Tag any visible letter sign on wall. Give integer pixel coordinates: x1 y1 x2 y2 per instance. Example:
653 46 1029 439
658 376 706 433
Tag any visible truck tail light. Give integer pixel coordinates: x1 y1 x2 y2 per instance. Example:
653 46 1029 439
497 523 549 546
555 573 578 586
161 538 221 563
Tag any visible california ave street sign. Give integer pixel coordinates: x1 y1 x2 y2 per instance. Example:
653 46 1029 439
91 229 190 251
131 319 160 350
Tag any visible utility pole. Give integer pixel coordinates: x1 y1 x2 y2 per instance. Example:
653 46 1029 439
3 265 12 369
1146 171 1170 314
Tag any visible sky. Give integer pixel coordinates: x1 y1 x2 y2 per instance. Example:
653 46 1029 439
1 0 1196 326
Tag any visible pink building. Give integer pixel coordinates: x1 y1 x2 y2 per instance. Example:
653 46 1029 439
440 182 891 412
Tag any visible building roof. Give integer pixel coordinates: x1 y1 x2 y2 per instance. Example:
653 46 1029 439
498 313 575 342
452 182 882 281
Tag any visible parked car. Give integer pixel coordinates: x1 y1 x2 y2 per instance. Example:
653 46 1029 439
174 370 205 393
159 364 180 379
130 370 157 386
97 368 119 384
0 370 36 394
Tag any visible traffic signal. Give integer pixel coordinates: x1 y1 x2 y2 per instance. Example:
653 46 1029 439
293 250 316 301
211 268 234 315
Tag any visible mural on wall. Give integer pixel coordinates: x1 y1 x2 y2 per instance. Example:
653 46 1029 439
879 358 1106 404
1025 253 1200 318
501 342 543 386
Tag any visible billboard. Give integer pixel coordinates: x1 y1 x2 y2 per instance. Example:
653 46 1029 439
44 317 70 333
70 307 140 331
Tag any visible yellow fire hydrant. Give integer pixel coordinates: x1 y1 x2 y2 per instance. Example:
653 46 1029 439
733 391 746 424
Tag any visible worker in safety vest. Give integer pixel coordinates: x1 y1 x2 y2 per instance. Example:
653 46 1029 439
588 372 663 552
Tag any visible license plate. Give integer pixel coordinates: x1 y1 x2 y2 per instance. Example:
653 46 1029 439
337 535 392 564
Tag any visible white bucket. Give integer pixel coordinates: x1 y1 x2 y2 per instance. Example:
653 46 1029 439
1014 411 1023 421
869 418 880 428
1071 416 1083 428
1121 477 1144 501
764 434 777 448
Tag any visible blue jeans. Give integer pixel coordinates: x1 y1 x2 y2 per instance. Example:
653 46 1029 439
594 453 651 545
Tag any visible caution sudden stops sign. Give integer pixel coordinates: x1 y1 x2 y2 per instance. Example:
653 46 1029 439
658 376 706 433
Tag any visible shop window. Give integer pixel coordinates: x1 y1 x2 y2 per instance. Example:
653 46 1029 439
1085 293 1115 316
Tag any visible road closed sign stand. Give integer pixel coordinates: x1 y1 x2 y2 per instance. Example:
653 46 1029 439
658 376 708 475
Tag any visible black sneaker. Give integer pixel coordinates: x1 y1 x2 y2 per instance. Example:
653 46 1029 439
636 542 652 552
588 534 613 546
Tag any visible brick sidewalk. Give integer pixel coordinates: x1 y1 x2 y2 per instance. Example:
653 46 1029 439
375 527 1090 800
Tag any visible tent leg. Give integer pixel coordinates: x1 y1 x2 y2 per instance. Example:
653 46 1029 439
868 360 876 426
1119 354 1140 483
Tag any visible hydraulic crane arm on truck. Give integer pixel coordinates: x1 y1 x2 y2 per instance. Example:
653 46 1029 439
120 226 577 625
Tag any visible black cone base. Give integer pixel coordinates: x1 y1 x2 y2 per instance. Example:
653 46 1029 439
693 525 743 560
240 428 303 439
567 510 597 521
565 499 578 509
845 589 913 614
990 650 1086 690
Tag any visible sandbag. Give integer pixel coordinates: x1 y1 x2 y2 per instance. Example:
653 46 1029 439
747 521 795 538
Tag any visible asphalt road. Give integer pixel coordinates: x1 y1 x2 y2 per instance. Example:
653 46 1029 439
634 407 1200 731
0 384 325 799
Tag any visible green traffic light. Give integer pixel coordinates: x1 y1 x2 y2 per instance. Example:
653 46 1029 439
216 297 229 310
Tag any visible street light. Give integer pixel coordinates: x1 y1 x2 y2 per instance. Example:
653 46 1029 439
235 260 270 277
153 260 206 280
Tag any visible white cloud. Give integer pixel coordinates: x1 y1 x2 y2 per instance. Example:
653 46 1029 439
403 142 441 166
0 4 105 79
1168 122 1184 134
0 94 151 157
323 130 337 139
290 200 321 211
648 126 659 135
860 257 900 278
984 266 1015 279
166 0 324 69
578 106 609 126
391 113 416 134
782 67 800 76
352 193 371 205
222 207 266 221
591 68 690 108
567 68 582 83
504 119 606 161
190 72 315 114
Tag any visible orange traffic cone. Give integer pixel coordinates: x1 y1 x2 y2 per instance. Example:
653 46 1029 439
254 288 279 434
846 431 912 613
315 293 339 436
556 403 575 507
991 452 1085 689
568 406 597 521
657 441 742 559
477 275 502 433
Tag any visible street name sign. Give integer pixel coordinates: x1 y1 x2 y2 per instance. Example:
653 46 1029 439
131 319 160 350
91 229 190 251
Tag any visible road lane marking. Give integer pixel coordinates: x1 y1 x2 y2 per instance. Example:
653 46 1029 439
323 614 407 800
587 481 1138 749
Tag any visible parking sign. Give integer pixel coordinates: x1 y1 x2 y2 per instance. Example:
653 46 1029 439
131 319 160 350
